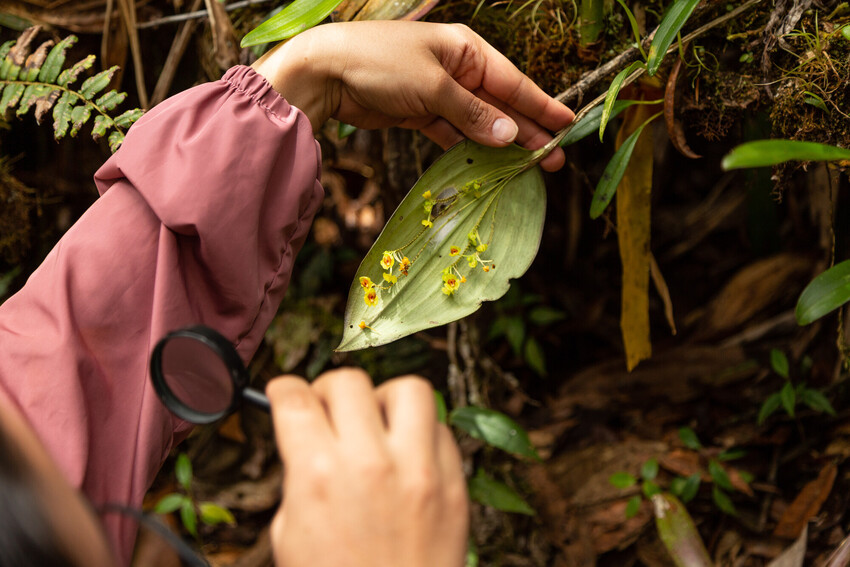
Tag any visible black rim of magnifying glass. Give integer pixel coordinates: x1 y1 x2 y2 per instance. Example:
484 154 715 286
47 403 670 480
150 325 249 424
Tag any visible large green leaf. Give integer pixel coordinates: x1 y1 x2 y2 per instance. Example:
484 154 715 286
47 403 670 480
240 0 343 46
599 61 644 141
722 139 850 170
336 141 545 351
449 406 539 459
590 111 660 218
796 259 850 325
468 468 535 515
560 100 645 147
646 0 700 76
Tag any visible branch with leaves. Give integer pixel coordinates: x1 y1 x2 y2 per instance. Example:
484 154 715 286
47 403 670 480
0 26 143 153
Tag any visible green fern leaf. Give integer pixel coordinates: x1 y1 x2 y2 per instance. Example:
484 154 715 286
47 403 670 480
80 66 117 100
57 54 95 87
22 40 53 81
33 88 61 124
38 35 76 83
0 84 24 114
108 130 124 152
95 90 126 111
92 114 113 140
69 104 91 136
16 83 52 116
0 41 15 79
113 108 143 129
52 91 74 139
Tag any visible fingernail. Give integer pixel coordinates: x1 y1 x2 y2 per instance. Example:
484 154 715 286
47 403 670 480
492 118 518 144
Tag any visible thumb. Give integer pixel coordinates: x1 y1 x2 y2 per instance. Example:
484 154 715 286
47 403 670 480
432 78 518 147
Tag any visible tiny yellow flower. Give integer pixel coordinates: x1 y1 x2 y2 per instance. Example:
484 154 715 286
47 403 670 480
421 219 433 228
360 276 374 289
383 272 398 284
380 252 394 271
400 257 411 276
467 256 477 268
461 276 467 283
422 190 431 199
358 321 367 329
476 243 487 253
442 284 455 296
449 246 461 256
364 288 379 307
483 266 490 272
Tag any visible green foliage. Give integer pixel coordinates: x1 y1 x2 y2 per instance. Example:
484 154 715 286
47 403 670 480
722 139 850 170
677 427 702 450
558 99 648 146
669 473 700 503
758 349 836 425
590 111 662 219
796 259 850 325
615 0 646 58
154 453 236 539
240 0 344 46
449 406 540 460
646 0 700 76
337 141 545 351
468 468 535 515
599 62 645 141
0 27 142 152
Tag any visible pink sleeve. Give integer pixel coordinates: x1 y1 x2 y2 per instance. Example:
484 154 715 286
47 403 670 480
0 65 324 564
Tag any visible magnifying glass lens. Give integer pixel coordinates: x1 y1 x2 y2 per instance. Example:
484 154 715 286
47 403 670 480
160 336 234 415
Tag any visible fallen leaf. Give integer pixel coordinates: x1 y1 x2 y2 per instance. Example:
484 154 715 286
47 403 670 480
663 56 701 159
768 525 808 567
774 462 837 539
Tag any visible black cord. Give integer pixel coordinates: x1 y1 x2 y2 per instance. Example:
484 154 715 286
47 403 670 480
97 503 210 567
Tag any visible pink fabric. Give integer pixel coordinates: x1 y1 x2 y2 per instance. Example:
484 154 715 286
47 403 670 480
0 65 323 564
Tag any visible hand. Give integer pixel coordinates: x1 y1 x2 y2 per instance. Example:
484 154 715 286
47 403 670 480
251 21 574 172
266 368 469 567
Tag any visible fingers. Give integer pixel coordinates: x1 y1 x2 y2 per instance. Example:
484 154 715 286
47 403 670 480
376 376 439 462
428 75 519 147
311 367 387 453
266 376 335 465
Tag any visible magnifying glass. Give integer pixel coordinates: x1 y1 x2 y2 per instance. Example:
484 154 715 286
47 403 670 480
150 325 270 424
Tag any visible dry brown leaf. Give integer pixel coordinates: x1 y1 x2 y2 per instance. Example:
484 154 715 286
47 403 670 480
589 498 653 553
768 525 808 567
700 254 812 337
664 56 701 159
616 103 655 371
774 462 837 539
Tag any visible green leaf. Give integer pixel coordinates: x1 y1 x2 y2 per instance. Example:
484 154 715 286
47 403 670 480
175 453 193 492
780 381 796 417
154 493 188 515
653 493 714 565
625 494 642 518
722 139 850 170
643 480 661 498
559 100 644 146
468 468 535 515
711 485 737 515
504 316 526 357
717 449 746 461
338 122 357 139
707 459 733 491
336 141 545 351
800 388 836 416
80 66 117 100
449 406 539 459
241 0 344 46
0 84 24 115
758 392 782 425
590 111 661 219
615 0 647 58
199 502 236 526
434 390 447 424
15 84 45 116
95 89 126 111
180 499 198 537
108 130 125 153
646 0 700 76
466 541 479 567
113 108 144 129
527 306 565 326
523 336 547 376
641 458 659 481
678 427 702 450
599 61 645 142
796 259 850 325
57 54 95 87
609 471 638 489
38 35 77 83
670 473 701 503
52 91 74 139
92 114 113 140
842 25 850 41
770 348 790 378
69 104 92 137
803 91 829 113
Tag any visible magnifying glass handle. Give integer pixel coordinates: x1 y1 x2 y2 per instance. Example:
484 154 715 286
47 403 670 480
242 387 271 413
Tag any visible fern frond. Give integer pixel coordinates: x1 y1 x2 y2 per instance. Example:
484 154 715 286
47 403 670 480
0 26 143 152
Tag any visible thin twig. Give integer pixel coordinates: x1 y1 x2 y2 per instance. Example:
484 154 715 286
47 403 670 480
137 0 275 29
